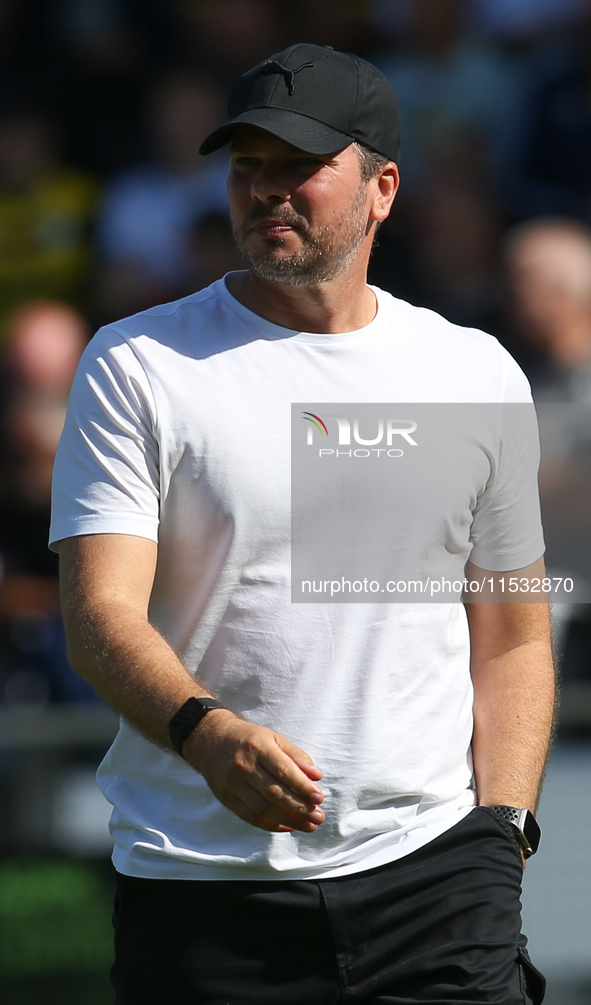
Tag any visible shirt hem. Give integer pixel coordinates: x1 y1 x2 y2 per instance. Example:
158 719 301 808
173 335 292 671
111 800 477 882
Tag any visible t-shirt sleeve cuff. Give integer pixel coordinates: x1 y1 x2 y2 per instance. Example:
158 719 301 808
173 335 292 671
468 542 546 572
48 515 159 551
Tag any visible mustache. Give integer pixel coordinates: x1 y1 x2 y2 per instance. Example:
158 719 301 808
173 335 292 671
242 204 309 232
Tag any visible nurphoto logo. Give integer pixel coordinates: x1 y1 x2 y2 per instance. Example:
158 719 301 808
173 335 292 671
302 410 417 458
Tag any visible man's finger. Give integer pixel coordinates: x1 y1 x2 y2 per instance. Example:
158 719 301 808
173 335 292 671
228 784 323 832
258 746 324 804
276 737 324 782
243 765 326 824
225 793 296 833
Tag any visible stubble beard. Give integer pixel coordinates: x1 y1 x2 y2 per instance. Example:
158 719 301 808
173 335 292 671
232 186 370 286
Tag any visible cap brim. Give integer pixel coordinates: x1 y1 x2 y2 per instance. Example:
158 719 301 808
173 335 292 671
199 108 353 156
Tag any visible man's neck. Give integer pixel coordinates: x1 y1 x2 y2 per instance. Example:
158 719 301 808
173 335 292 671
225 269 378 334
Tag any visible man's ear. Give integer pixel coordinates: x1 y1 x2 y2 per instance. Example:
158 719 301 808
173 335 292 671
369 163 400 223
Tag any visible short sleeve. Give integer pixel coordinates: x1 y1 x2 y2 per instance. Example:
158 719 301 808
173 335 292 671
469 389 545 572
49 327 160 549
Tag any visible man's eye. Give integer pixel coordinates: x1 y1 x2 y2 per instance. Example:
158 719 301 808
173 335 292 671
233 156 260 168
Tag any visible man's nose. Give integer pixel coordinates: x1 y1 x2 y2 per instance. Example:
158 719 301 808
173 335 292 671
250 162 291 203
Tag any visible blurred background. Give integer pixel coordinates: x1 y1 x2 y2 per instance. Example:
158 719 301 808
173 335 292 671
0 1 590 1002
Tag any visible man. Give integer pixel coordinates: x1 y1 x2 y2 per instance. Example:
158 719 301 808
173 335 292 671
51 44 553 1004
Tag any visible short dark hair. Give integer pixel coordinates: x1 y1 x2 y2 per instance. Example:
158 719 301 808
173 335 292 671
353 142 391 183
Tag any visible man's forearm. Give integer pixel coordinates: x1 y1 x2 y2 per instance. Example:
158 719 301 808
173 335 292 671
58 534 325 833
59 534 215 750
64 595 215 750
468 603 556 812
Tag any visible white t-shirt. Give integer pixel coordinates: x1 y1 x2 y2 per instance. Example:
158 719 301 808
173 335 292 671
50 276 544 881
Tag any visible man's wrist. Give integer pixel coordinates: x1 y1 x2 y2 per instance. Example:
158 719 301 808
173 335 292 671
486 805 541 859
169 697 228 759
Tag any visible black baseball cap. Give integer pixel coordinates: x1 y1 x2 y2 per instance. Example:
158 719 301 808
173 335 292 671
199 43 401 162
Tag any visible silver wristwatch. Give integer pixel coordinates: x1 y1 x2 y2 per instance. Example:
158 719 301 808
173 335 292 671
489 805 541 858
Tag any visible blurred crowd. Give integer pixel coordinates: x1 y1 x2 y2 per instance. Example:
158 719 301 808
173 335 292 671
1 0 591 705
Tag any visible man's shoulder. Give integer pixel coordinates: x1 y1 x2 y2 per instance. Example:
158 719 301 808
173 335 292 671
376 287 500 348
107 285 220 337
71 286 224 387
83 277 268 375
87 283 230 359
374 288 530 402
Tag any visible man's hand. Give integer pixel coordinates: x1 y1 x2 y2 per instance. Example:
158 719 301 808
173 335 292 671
184 709 325 833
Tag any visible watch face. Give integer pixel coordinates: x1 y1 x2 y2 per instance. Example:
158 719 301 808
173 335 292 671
489 806 541 857
521 809 541 855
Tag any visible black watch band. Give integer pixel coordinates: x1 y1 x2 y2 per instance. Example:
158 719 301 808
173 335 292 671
489 805 541 858
168 697 226 758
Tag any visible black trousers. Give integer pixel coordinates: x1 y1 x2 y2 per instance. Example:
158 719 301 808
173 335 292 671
111 806 546 1004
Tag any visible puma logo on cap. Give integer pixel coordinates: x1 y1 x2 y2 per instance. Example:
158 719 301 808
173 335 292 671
258 59 315 96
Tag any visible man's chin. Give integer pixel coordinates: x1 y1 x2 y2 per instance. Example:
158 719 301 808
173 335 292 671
247 254 331 286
